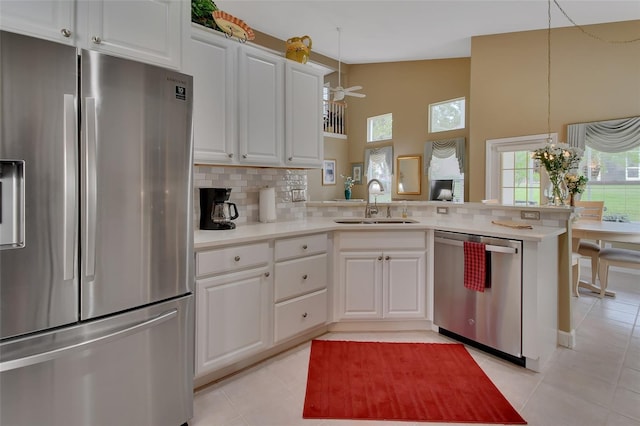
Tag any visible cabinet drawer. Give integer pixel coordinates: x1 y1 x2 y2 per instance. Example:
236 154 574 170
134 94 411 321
274 233 327 261
338 231 425 250
274 253 327 302
274 289 327 343
196 242 270 277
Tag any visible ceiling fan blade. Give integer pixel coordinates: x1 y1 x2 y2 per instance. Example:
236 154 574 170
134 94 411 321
345 92 366 98
343 86 363 92
329 87 340 92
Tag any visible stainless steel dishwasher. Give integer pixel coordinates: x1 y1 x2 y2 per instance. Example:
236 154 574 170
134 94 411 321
433 230 524 365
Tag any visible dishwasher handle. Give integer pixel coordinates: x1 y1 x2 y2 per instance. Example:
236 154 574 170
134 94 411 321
434 236 518 254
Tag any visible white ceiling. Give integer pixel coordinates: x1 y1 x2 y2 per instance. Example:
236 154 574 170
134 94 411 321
215 1 640 64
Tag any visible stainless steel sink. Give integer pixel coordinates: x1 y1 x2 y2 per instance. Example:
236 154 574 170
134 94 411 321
333 218 419 224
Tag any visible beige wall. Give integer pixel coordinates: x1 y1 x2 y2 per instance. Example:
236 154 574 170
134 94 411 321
343 58 471 200
469 20 640 201
307 136 350 201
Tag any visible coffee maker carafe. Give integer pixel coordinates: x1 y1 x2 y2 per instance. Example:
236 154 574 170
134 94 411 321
200 188 239 230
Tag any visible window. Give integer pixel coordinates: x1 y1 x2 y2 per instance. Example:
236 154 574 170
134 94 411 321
500 151 540 205
367 113 392 142
365 146 392 202
579 146 640 222
429 97 465 133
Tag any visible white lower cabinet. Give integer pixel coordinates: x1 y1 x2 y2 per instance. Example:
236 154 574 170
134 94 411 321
273 233 328 343
195 243 272 377
336 231 426 321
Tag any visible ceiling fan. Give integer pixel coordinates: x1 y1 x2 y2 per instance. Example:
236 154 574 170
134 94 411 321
329 27 366 102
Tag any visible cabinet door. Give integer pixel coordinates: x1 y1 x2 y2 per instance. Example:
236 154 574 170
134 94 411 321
285 62 324 167
384 251 426 318
238 46 284 166
0 0 75 45
184 28 237 164
86 0 182 69
337 251 383 319
195 266 271 377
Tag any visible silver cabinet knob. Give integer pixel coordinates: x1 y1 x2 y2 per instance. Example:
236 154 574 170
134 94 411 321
234 255 240 262
288 157 293 161
302 274 308 280
302 312 308 318
385 255 390 260
61 28 71 38
378 256 383 261
242 154 247 159
302 244 308 250
228 153 233 158
264 272 270 277
91 36 102 44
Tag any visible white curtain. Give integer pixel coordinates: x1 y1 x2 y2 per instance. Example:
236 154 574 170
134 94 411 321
423 137 465 176
567 116 640 153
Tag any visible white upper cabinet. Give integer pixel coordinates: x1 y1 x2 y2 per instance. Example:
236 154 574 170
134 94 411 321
184 25 237 164
1 0 183 69
285 62 324 168
0 0 75 45
238 45 284 166
85 0 182 69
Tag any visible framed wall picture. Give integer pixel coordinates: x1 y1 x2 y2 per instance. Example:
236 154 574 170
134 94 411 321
351 163 363 184
322 159 336 185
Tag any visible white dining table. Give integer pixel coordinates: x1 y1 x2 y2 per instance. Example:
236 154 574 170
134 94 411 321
572 220 640 297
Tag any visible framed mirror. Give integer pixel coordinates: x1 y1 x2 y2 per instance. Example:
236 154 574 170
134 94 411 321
397 155 421 195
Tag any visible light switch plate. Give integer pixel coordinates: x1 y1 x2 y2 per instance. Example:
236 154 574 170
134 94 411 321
437 206 449 214
521 210 540 220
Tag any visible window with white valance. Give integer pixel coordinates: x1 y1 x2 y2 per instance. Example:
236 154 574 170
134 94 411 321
567 116 640 222
364 146 393 202
424 137 465 201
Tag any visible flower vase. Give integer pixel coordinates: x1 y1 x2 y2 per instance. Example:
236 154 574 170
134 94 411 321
344 188 351 200
569 193 575 207
547 171 567 206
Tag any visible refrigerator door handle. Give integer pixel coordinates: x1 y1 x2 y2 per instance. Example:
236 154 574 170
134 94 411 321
0 308 177 373
85 97 98 279
63 94 77 280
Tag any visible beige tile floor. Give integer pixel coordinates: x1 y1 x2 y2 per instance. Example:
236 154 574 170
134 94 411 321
193 266 640 426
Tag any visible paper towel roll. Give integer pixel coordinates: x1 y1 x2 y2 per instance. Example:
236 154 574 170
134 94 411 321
259 187 276 223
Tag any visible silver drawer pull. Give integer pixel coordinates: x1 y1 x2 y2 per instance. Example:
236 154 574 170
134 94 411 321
234 255 240 262
302 274 308 280
91 36 102 44
378 256 383 261
61 28 71 38
264 272 270 277
302 312 308 318
302 244 308 250
385 255 390 260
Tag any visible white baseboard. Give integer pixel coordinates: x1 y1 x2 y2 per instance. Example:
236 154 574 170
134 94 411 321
558 329 576 348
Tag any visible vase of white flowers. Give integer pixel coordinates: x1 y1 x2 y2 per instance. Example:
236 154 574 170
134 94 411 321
532 143 583 206
565 173 588 206
341 175 354 200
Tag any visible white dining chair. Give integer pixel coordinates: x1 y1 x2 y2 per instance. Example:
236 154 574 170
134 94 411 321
574 200 605 290
597 248 640 298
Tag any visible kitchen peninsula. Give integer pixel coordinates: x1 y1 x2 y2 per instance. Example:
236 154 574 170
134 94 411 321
194 201 571 387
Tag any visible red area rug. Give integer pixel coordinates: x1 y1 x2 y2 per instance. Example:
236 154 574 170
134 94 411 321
303 340 526 424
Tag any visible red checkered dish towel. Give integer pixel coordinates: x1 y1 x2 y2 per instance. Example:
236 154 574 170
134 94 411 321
464 241 486 292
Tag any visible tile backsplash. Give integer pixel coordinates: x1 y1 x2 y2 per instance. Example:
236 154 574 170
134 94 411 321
193 165 308 228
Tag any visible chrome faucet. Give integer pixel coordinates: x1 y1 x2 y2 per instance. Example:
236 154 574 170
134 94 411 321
365 179 384 218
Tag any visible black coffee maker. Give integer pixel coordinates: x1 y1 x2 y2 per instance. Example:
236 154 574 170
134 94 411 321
200 188 239 230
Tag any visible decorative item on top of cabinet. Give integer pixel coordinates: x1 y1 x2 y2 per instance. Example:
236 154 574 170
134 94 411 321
285 35 312 64
274 233 328 343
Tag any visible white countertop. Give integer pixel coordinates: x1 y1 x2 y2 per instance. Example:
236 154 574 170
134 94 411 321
194 217 566 250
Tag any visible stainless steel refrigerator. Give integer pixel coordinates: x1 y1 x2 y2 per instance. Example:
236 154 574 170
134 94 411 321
0 31 194 426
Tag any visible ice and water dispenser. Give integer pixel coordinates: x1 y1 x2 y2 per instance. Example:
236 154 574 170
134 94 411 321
0 160 25 249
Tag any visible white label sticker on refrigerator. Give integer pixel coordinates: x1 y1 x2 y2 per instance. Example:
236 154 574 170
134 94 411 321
175 86 186 101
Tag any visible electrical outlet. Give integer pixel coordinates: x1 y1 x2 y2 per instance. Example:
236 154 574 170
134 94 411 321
520 210 540 220
437 206 449 215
